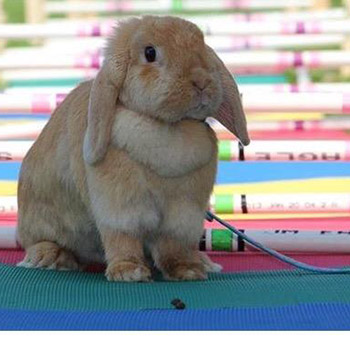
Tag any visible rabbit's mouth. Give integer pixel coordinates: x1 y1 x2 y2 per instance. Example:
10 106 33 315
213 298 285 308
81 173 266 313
185 90 217 119
185 102 214 121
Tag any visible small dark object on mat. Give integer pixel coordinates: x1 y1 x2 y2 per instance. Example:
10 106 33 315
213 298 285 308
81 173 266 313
171 298 186 310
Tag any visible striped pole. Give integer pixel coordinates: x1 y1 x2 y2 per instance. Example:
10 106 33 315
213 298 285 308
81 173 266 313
209 193 350 214
0 94 66 114
0 92 349 114
7 192 350 216
3 193 350 217
239 83 350 93
241 92 350 113
3 139 350 162
0 22 114 39
201 228 350 253
0 120 47 140
222 51 350 70
219 140 350 161
1 51 350 70
0 196 16 216
43 8 350 25
3 117 350 141
12 81 350 95
3 118 350 141
246 118 350 132
45 0 313 15
211 118 350 132
6 33 345 53
3 224 350 252
1 69 96 82
1 19 350 39
0 224 17 249
0 52 103 69
199 19 350 36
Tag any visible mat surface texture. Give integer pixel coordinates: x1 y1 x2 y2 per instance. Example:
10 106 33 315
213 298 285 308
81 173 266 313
0 258 350 330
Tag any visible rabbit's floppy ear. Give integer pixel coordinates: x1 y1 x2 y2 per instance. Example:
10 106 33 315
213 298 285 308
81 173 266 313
83 57 127 165
207 46 250 146
83 35 129 165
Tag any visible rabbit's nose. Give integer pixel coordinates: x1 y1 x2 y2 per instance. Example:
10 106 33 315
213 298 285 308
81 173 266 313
190 68 211 92
192 79 207 91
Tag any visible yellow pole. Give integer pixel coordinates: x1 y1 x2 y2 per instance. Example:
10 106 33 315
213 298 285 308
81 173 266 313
342 0 350 77
0 0 5 52
25 0 45 45
68 0 98 19
312 0 330 10
25 0 45 23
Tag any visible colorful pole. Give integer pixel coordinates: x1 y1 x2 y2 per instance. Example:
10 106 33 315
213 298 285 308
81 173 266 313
2 19 350 38
4 139 350 162
45 0 313 15
0 92 349 114
210 193 350 214
0 224 17 249
0 141 33 161
239 83 350 93
210 118 350 132
201 228 350 253
3 224 350 252
2 51 350 70
218 140 350 161
2 117 350 141
0 196 16 216
1 69 96 82
0 121 47 141
5 33 344 53
2 193 350 217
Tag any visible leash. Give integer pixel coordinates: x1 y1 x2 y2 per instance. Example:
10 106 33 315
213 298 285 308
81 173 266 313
206 211 350 274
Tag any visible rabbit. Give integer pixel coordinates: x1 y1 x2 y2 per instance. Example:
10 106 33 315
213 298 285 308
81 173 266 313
17 16 249 282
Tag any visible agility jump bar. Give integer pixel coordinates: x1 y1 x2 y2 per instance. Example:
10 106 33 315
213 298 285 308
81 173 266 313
0 51 348 70
2 19 350 39
3 118 350 141
45 0 312 15
2 223 350 252
0 92 347 114
9 82 350 96
201 227 350 253
3 139 350 162
2 193 350 217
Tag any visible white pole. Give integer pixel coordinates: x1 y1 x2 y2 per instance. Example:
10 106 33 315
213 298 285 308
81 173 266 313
218 140 350 161
45 0 313 14
2 19 350 38
203 228 350 253
3 138 350 161
1 51 350 70
0 92 347 114
0 225 17 249
210 193 350 214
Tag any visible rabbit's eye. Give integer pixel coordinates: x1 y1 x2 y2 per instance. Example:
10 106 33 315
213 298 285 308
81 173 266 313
145 46 156 62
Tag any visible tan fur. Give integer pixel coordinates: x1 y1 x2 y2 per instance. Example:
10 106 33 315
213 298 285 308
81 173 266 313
17 16 248 282
102 231 151 282
17 241 80 271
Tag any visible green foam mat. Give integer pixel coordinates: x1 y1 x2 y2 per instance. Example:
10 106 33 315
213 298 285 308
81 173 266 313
1 264 350 312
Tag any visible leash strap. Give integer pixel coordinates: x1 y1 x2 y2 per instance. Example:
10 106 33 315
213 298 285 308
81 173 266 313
206 211 350 274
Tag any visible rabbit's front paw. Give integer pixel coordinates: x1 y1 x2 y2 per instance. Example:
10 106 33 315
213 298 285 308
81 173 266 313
17 241 80 271
105 260 152 282
162 261 207 281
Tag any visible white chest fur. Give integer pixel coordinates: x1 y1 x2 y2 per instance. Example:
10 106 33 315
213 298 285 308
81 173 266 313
111 108 216 177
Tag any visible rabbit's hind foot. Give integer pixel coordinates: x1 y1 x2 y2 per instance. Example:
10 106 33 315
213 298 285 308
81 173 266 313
17 241 80 271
